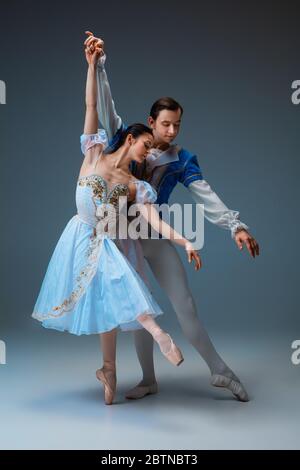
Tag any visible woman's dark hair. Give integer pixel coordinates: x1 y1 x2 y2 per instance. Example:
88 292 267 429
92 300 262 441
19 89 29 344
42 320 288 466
150 97 183 120
107 123 153 153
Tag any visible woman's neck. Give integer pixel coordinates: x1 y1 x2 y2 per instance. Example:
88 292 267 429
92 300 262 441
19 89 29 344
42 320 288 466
108 148 132 173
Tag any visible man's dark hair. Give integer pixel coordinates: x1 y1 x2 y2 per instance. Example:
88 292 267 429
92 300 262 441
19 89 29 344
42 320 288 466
150 97 183 120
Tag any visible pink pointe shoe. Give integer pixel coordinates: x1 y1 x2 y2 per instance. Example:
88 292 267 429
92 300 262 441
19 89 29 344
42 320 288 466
96 368 116 405
157 333 184 366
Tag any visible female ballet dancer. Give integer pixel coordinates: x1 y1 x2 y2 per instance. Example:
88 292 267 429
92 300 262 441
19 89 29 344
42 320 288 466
32 41 201 405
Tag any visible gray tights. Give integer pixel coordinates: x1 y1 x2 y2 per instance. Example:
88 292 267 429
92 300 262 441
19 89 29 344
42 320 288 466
134 238 236 384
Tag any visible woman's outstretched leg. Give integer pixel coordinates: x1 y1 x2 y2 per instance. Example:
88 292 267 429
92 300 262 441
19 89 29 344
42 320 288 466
96 329 117 405
137 313 184 366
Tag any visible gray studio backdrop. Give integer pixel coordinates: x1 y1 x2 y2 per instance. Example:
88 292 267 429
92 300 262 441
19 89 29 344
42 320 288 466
1 0 300 451
0 0 299 336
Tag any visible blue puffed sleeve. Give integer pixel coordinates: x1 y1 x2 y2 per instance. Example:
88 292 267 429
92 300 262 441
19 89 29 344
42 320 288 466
135 181 157 204
80 129 109 155
179 150 203 187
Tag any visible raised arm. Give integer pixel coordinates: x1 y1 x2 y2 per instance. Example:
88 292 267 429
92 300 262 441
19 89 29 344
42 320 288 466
84 32 123 141
83 46 102 135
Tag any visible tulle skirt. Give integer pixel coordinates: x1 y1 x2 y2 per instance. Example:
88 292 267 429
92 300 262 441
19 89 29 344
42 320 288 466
32 215 163 335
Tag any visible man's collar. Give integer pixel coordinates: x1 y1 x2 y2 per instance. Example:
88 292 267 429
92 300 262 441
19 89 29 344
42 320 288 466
146 144 180 169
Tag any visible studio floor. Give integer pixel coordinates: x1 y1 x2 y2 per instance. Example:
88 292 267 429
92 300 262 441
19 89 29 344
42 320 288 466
0 328 299 450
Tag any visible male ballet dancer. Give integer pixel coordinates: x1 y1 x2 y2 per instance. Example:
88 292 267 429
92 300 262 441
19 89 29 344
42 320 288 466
84 33 259 402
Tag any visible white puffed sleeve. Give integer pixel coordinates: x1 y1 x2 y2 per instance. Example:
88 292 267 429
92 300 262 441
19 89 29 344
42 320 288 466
96 54 123 141
188 179 249 238
80 129 109 156
134 181 157 204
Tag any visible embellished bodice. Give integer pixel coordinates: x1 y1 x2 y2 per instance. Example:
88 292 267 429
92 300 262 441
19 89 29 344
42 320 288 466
76 174 130 236
77 131 158 230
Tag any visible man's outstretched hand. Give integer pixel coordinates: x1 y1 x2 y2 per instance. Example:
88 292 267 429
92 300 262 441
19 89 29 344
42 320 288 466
234 229 260 258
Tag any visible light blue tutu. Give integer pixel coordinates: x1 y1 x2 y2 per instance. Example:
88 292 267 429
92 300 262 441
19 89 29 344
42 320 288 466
32 131 163 335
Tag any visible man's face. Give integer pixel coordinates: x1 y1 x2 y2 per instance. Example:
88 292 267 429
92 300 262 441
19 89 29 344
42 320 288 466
148 109 182 145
